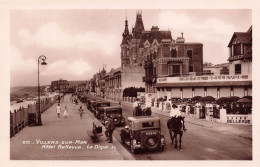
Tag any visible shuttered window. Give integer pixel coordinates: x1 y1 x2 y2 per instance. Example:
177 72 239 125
219 87 231 97
171 88 181 98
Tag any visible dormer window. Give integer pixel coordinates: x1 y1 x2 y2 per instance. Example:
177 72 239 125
234 44 241 56
144 40 151 48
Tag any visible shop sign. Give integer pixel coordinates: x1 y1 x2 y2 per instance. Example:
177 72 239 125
226 115 251 124
157 75 250 83
179 75 249 81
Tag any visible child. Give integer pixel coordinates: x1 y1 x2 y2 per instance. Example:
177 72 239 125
63 106 69 118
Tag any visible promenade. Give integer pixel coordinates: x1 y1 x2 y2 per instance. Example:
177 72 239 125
10 95 135 160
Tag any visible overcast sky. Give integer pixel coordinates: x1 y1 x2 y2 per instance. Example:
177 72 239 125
10 9 251 87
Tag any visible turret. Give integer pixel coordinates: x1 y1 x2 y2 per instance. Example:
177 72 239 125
133 11 145 39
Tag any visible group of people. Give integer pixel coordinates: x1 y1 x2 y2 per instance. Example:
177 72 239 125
56 103 69 118
132 98 152 116
55 94 84 119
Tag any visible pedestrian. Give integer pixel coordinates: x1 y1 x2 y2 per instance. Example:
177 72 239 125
78 106 84 119
63 106 69 118
133 98 141 116
105 116 115 143
56 103 61 118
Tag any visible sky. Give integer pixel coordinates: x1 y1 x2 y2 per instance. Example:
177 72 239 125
10 9 252 87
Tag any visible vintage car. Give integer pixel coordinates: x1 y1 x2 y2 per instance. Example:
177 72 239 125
101 106 125 126
120 116 165 154
94 101 110 119
87 99 97 112
79 95 87 103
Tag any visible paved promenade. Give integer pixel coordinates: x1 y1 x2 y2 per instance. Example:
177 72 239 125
10 95 135 160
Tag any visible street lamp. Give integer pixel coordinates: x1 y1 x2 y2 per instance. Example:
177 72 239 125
59 78 62 103
37 55 47 126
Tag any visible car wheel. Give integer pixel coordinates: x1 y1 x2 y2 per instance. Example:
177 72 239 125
130 140 136 154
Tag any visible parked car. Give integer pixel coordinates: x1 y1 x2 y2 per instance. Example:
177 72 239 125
101 106 125 126
94 101 110 119
87 100 97 112
120 116 165 154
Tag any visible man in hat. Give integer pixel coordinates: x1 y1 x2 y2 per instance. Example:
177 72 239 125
170 104 187 131
105 116 115 143
133 98 141 116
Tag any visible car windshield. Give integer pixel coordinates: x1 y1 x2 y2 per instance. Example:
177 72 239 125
106 110 122 115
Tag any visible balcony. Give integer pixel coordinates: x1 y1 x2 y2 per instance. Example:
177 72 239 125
157 57 189 63
143 76 156 83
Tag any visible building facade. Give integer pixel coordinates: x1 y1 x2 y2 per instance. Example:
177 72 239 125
142 31 203 94
51 79 69 93
95 68 106 96
228 26 252 76
104 67 122 101
120 12 146 90
155 26 252 99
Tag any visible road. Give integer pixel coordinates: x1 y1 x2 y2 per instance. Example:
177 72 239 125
82 94 252 160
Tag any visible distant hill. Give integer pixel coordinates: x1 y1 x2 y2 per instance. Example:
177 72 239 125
10 81 85 101
10 86 46 101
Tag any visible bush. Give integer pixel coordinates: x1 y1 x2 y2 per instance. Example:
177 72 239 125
123 87 145 97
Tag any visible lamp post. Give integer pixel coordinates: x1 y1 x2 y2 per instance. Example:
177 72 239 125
37 55 47 126
59 78 62 103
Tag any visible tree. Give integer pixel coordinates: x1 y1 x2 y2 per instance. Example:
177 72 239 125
123 87 145 97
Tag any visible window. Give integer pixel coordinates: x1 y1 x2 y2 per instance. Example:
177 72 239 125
142 122 154 128
187 50 193 60
171 49 177 57
189 65 193 72
234 44 241 56
172 64 180 76
235 64 241 75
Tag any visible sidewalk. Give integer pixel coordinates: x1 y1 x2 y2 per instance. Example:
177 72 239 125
10 95 135 160
103 97 252 140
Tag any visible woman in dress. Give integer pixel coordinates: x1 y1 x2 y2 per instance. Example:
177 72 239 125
78 106 83 119
63 106 69 118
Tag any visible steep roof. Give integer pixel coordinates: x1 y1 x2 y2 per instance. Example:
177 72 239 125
227 27 252 47
139 30 172 48
121 19 131 45
133 13 145 39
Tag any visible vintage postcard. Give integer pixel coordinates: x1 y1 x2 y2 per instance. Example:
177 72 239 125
1 0 259 167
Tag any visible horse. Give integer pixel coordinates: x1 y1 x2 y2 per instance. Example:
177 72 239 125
167 116 184 151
